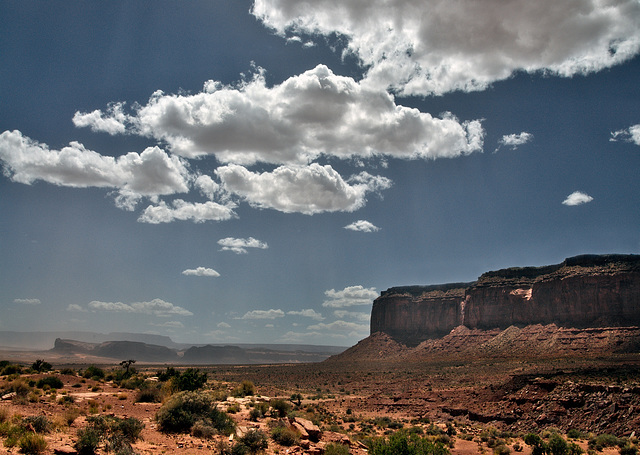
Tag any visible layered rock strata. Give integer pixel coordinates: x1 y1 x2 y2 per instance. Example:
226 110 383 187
370 254 640 346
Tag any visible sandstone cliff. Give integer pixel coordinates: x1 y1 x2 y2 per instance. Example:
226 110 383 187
371 254 640 346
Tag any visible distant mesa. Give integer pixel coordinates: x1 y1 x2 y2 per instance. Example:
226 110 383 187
368 254 640 349
52 339 179 363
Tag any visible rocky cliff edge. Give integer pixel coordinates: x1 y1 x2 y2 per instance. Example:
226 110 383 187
370 254 640 346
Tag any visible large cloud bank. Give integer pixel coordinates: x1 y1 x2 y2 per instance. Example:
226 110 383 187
253 0 640 95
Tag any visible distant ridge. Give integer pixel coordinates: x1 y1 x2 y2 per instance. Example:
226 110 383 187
0 331 180 351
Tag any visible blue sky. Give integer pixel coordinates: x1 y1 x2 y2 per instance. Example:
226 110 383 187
1 0 639 346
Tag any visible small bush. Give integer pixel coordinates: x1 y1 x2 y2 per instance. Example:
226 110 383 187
191 420 217 439
136 387 162 403
620 445 638 455
368 429 451 455
325 443 351 455
82 365 105 380
589 434 623 452
36 376 63 389
1 364 22 376
22 415 51 434
270 398 291 418
155 391 234 435
18 432 47 454
567 429 585 440
75 427 101 455
232 380 256 398
494 444 511 455
236 429 269 454
271 424 300 446
30 360 52 373
170 368 208 392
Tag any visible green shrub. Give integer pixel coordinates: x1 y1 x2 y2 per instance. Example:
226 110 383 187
549 433 569 455
82 365 105 380
270 424 300 446
170 368 208 392
236 429 269 454
620 445 638 455
136 387 162 403
155 391 234 435
368 429 451 455
232 380 256 398
589 434 623 452
567 430 585 440
75 427 101 455
1 364 22 376
270 398 291 418
36 376 63 389
325 443 351 455
30 360 52 373
22 415 51 434
494 444 511 455
191 420 217 439
18 432 47 454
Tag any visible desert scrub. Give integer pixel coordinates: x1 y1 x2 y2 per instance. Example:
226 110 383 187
74 415 144 455
235 429 269 454
82 365 105 380
155 390 235 435
325 442 351 455
36 376 63 389
367 429 451 455
270 422 300 446
270 398 292 417
231 380 255 398
589 434 623 452
17 432 47 454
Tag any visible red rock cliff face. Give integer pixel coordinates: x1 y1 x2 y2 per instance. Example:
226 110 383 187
370 284 470 346
371 255 640 345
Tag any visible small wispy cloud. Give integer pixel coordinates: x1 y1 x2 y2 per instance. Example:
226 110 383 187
218 237 268 254
322 285 378 308
150 321 184 329
66 303 87 312
14 298 41 305
217 322 231 329
562 191 593 206
87 298 193 317
181 267 220 277
237 309 285 320
495 132 533 152
344 220 380 232
287 309 325 321
610 124 640 146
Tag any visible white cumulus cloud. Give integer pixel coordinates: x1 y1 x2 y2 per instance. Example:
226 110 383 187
253 0 640 96
138 200 237 224
217 237 269 254
72 102 128 135
322 285 378 308
562 191 594 206
181 267 221 277
78 65 484 164
344 220 380 232
217 163 391 215
0 130 190 204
